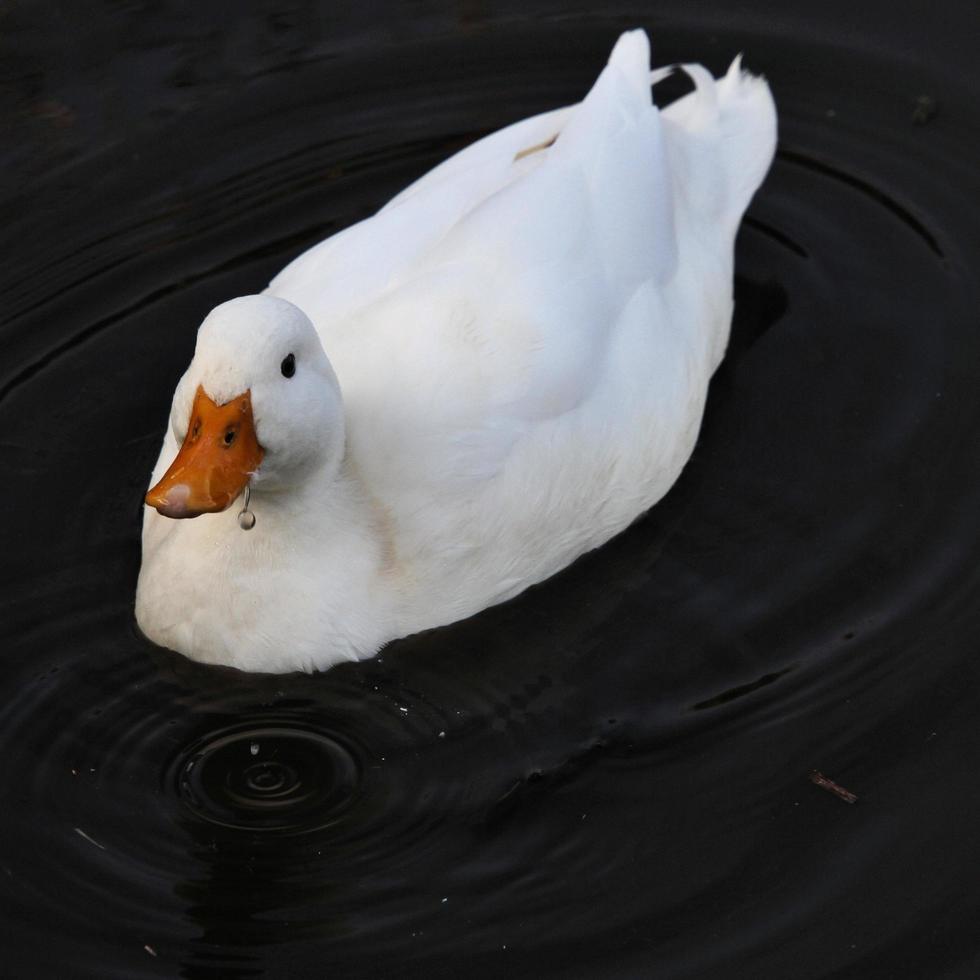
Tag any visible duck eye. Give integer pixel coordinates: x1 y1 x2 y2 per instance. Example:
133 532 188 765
281 353 296 378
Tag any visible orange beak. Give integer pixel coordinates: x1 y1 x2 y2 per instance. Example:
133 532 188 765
145 385 264 519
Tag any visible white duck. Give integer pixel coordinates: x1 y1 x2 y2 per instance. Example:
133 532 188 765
136 30 776 673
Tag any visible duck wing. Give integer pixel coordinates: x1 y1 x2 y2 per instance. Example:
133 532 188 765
314 32 681 497
267 31 674 327
269 32 775 504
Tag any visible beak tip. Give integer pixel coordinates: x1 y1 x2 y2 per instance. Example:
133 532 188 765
145 483 193 519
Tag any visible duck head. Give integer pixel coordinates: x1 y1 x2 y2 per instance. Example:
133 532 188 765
146 294 344 519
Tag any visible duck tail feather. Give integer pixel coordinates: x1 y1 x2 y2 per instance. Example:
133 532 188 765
661 56 776 231
607 28 652 98
553 30 677 285
714 56 777 219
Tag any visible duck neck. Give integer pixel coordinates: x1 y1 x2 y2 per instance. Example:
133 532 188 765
251 449 369 553
241 450 398 648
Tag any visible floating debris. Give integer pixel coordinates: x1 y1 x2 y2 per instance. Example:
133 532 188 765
144 945 157 957
809 770 858 804
73 827 107 850
912 94 938 126
250 743 260 756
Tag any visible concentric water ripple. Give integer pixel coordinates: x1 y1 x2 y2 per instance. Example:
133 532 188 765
2 3 980 979
172 724 360 833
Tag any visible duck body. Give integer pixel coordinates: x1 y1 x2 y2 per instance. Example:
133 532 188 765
136 31 776 673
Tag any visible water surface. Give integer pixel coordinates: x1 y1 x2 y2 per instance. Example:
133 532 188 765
2 2 979 978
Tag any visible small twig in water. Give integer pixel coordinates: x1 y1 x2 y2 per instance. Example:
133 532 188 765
73 827 107 850
809 770 858 804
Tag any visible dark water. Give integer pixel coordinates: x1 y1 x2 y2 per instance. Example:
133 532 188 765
2 3 979 978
